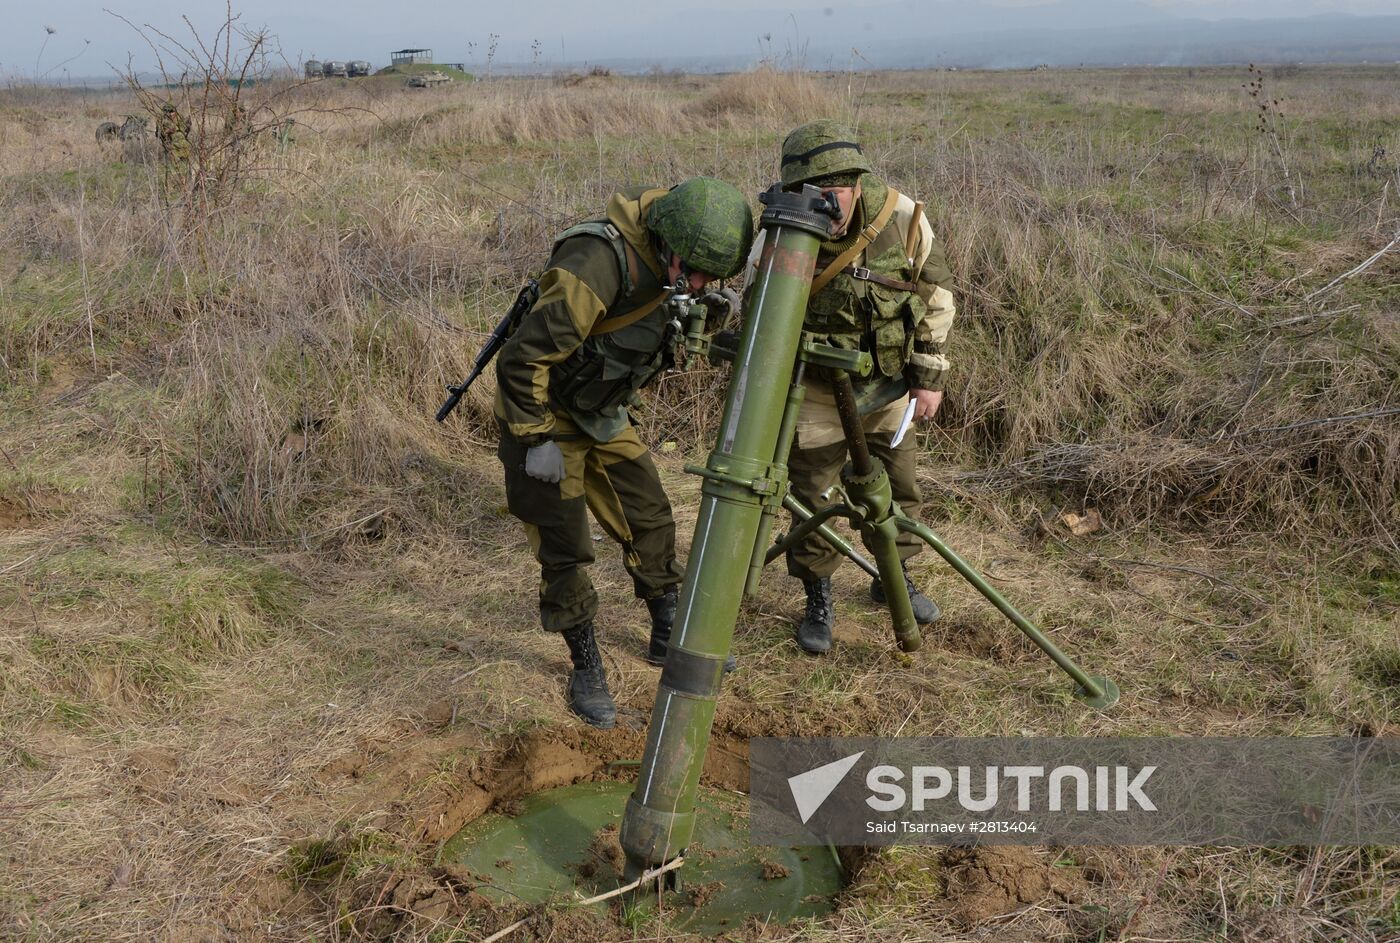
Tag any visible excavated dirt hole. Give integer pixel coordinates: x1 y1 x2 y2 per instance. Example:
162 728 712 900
306 723 768 939
302 721 1086 939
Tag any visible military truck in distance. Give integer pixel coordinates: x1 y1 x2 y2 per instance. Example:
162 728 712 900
304 60 322 79
406 70 452 88
322 60 349 78
347 60 371 77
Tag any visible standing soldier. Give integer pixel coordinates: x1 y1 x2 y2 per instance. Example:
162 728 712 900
155 101 191 169
494 178 753 728
225 100 254 157
774 120 958 655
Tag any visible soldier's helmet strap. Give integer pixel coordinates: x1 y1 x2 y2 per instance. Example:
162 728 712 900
781 140 862 170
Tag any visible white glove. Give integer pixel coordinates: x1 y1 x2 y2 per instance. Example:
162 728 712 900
524 441 565 484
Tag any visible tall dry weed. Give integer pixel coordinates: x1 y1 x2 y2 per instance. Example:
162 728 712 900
684 66 827 122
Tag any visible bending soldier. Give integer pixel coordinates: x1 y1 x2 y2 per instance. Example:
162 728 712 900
775 120 958 654
494 178 753 728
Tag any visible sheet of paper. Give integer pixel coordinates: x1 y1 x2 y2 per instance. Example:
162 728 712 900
890 398 917 448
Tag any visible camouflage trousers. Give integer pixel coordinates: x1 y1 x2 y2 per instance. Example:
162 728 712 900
785 426 923 582
498 419 683 633
160 133 190 165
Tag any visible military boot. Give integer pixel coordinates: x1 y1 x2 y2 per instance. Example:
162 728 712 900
561 623 617 729
870 564 942 625
646 587 736 672
796 577 834 654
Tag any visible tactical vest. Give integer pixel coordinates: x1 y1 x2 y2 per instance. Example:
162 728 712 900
546 220 672 441
805 192 926 383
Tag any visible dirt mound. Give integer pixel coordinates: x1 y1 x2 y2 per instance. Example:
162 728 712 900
482 734 603 799
575 823 626 880
123 746 181 794
942 847 1083 925
0 496 31 529
761 860 791 881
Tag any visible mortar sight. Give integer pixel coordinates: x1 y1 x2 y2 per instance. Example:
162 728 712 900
758 184 841 236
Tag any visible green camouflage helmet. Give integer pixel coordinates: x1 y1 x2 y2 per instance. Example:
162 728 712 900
780 119 872 187
647 177 755 280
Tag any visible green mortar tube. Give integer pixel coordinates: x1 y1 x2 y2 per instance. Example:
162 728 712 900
620 185 839 869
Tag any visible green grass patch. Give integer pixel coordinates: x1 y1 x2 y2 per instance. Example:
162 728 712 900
26 537 304 656
375 63 474 82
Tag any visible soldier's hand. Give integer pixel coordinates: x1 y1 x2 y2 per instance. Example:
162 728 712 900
911 388 943 421
698 287 742 326
525 441 565 484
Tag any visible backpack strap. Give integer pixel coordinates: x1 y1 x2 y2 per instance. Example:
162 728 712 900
553 221 635 297
551 220 670 336
810 187 902 296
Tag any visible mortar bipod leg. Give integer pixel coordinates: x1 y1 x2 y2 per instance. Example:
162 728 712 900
892 512 1120 709
830 373 921 653
765 493 879 579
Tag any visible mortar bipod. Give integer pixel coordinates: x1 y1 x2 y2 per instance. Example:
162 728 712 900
756 369 1119 709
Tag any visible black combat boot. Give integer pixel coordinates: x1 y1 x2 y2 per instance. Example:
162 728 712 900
870 564 942 625
646 587 736 672
796 577 834 654
561 623 617 729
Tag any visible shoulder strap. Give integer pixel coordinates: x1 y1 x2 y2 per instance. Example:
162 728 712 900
554 221 634 297
810 188 902 296
553 219 669 336
588 291 669 336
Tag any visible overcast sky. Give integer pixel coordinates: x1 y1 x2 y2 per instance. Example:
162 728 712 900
8 0 1399 81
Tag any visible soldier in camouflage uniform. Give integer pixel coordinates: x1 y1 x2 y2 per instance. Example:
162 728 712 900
225 100 254 156
155 102 192 168
494 178 754 728
773 120 958 654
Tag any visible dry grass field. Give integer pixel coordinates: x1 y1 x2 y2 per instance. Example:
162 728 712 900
1 62 1398 942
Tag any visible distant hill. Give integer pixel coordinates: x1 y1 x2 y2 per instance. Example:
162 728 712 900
526 9 1400 73
374 63 474 82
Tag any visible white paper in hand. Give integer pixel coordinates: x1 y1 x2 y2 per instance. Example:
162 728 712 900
890 398 917 448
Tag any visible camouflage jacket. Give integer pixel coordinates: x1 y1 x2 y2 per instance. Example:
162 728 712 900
494 187 674 445
803 173 956 398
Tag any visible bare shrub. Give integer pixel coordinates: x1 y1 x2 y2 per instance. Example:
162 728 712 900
410 82 676 147
111 7 333 230
685 66 826 121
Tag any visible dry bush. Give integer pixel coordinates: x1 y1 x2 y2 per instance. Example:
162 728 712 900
873 90 1400 545
403 81 678 148
684 65 826 121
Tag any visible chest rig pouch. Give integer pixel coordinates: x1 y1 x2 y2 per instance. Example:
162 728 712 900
806 190 927 382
